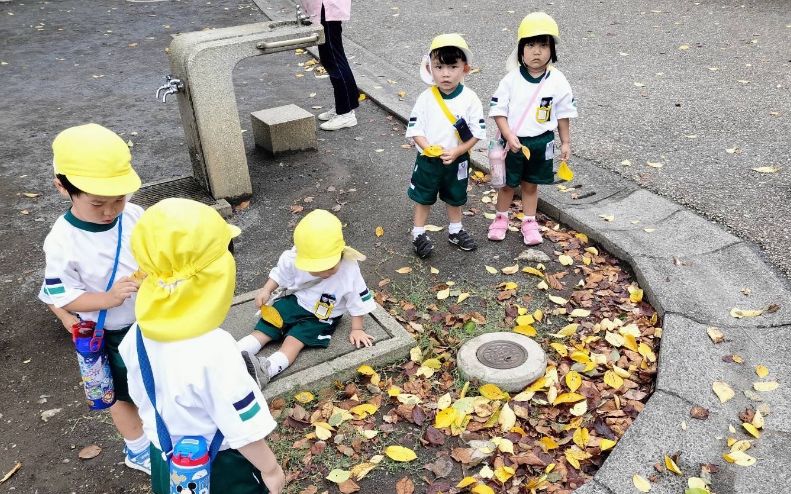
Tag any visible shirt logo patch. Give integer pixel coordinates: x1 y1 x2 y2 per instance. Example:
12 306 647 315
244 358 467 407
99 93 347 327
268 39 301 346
44 277 65 295
359 289 372 302
489 96 498 107
408 116 417 128
478 118 486 130
233 391 261 421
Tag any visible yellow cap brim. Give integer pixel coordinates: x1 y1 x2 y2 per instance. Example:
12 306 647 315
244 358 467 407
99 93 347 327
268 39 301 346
294 246 365 272
67 169 142 196
228 224 241 238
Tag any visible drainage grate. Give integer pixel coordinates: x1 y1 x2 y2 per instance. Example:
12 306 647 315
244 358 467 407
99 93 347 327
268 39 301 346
134 176 217 209
476 340 528 369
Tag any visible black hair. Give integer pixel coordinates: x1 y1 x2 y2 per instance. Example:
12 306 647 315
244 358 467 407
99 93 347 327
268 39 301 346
227 239 235 255
518 34 557 66
56 173 84 197
430 46 467 65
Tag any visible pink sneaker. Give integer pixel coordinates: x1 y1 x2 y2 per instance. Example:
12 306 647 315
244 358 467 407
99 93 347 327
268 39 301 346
488 214 509 241
521 218 543 245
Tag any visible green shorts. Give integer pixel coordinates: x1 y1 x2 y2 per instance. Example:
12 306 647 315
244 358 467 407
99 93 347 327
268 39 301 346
151 444 269 494
254 295 341 348
504 131 556 187
407 153 470 207
104 326 132 403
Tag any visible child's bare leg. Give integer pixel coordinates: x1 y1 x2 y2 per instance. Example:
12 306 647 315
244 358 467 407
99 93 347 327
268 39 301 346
447 205 462 224
495 186 515 213
413 204 430 230
109 400 144 440
266 336 305 378
520 182 539 216
238 331 273 355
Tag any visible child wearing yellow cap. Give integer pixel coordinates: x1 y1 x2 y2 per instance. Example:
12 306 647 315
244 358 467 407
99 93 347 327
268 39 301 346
487 12 578 245
37 123 151 474
405 33 487 258
236 209 377 386
118 198 285 494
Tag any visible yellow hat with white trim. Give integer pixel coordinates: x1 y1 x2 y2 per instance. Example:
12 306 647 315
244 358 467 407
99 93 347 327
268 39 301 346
52 123 141 196
132 198 241 342
419 33 473 85
293 209 365 272
506 12 560 72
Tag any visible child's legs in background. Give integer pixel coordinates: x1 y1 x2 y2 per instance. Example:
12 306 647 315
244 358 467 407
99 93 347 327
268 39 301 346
495 185 516 213
109 400 144 440
413 203 431 229
520 182 539 216
447 204 462 224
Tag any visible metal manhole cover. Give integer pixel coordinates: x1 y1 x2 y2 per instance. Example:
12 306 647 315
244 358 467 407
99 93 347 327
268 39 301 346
476 340 527 369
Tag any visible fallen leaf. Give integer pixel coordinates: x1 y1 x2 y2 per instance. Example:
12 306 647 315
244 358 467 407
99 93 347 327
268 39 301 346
498 403 516 432
723 450 756 466
753 381 779 392
633 474 652 492
548 295 568 306
479 383 509 400
395 267 413 274
557 160 574 181
471 483 495 494
395 476 414 494
375 226 384 237
327 469 351 484
664 455 682 475
294 391 315 404
501 263 519 275
40 408 62 422
604 370 624 389
457 477 477 488
751 166 780 174
78 444 102 460
339 479 360 494
357 365 376 376
690 406 709 420
712 381 735 403
707 327 725 344
600 439 617 451
424 224 444 232
437 288 450 300
558 254 574 266
628 286 644 303
742 422 761 438
755 365 769 378
730 308 763 318
485 265 498 274
385 445 417 462
553 393 586 405
430 267 439 274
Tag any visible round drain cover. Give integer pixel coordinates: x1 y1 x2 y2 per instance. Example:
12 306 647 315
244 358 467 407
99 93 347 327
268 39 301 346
476 341 527 369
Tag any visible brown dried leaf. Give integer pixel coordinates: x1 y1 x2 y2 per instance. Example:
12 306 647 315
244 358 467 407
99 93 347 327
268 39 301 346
690 406 709 420
424 455 454 478
78 444 102 460
396 476 415 494
339 479 360 494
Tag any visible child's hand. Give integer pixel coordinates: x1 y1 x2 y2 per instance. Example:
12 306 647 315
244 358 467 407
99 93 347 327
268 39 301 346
349 329 374 348
59 312 80 334
506 134 522 153
255 289 272 307
260 464 286 494
560 142 571 161
441 147 462 165
107 277 139 307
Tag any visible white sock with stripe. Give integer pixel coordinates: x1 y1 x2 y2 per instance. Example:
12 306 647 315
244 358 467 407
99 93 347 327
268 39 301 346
124 434 149 454
237 334 263 355
267 351 290 378
448 222 463 235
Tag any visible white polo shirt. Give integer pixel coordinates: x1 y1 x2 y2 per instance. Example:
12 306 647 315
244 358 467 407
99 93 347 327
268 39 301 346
270 248 376 319
119 326 277 451
38 203 143 330
406 84 487 152
489 67 577 137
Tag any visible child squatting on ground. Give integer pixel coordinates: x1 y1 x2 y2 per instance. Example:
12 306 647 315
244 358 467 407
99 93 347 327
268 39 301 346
119 198 286 494
237 209 377 387
38 123 151 474
406 33 487 258
488 12 577 245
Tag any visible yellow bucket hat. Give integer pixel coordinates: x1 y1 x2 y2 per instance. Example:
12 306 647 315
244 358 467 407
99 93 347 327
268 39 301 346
293 209 365 272
420 33 473 85
506 12 561 72
52 123 141 196
131 198 241 342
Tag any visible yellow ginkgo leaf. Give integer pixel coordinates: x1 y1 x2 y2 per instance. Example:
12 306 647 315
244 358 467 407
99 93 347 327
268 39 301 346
294 391 315 404
633 474 652 492
516 314 535 326
628 286 644 303
514 324 537 337
553 393 586 405
599 439 617 451
471 484 495 494
375 226 384 237
350 404 378 419
384 445 417 462
387 386 401 397
457 477 477 488
357 365 376 376
479 383 509 400
485 265 498 274
557 161 574 181
494 465 515 484
539 436 559 451
664 455 682 475
742 423 761 438
572 427 589 448
712 381 735 402
565 371 582 392
260 305 284 329
755 365 769 378
434 407 457 428
753 381 779 392
326 469 351 484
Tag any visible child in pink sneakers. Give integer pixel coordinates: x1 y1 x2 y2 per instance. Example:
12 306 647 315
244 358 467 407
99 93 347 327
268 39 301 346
487 12 577 245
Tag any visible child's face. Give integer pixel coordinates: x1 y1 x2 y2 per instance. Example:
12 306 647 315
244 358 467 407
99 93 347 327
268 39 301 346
309 261 341 279
429 55 469 93
64 188 128 224
521 38 551 73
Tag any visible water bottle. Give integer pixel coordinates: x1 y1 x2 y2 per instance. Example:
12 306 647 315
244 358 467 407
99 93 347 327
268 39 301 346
170 436 211 494
72 320 116 410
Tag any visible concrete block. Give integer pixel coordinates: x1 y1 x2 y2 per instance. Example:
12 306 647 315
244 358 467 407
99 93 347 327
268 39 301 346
251 104 316 155
457 332 546 392
572 480 613 494
222 291 414 399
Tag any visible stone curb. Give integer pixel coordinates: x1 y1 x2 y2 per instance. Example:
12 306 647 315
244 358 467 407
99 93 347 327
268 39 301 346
255 2 791 491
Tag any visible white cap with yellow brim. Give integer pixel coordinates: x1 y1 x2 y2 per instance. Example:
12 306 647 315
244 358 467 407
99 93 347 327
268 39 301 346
419 33 473 85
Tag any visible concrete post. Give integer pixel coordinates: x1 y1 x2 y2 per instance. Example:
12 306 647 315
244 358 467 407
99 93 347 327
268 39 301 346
168 21 324 201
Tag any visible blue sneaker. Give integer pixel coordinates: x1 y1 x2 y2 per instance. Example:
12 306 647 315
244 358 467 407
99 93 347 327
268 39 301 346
124 446 151 475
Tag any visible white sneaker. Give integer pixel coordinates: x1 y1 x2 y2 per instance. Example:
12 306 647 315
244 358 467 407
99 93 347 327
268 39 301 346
320 111 357 131
317 108 337 121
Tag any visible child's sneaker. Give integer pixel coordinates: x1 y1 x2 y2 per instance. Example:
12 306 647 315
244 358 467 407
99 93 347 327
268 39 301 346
317 108 337 121
241 351 271 389
448 229 477 251
124 446 151 475
412 233 434 258
521 218 543 245
320 111 357 131
487 214 509 241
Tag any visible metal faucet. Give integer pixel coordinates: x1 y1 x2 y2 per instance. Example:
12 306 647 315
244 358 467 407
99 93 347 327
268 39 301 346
156 75 184 102
296 5 311 25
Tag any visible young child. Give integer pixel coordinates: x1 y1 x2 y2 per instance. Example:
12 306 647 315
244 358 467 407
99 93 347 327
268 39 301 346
487 12 577 245
119 198 285 494
237 209 376 386
38 123 151 473
405 33 487 258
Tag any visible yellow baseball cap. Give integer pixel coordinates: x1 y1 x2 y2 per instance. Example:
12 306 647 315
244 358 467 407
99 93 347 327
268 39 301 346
132 198 241 342
506 12 560 72
420 33 473 85
293 209 365 272
52 123 141 196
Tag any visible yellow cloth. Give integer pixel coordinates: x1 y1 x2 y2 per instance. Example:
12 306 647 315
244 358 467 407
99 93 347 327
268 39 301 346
293 209 365 272
517 12 560 42
131 198 240 342
52 123 141 196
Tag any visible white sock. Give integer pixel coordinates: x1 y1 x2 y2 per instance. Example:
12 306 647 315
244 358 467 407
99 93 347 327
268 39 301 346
448 222 463 235
124 434 149 454
496 211 509 219
267 351 290 378
237 334 263 355
523 215 536 222
412 226 426 240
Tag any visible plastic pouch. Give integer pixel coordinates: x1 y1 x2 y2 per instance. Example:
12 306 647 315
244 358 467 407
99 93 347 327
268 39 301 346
488 135 507 189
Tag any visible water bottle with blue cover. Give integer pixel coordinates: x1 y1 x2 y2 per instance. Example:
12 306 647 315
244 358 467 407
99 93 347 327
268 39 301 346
170 436 211 494
72 320 116 410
